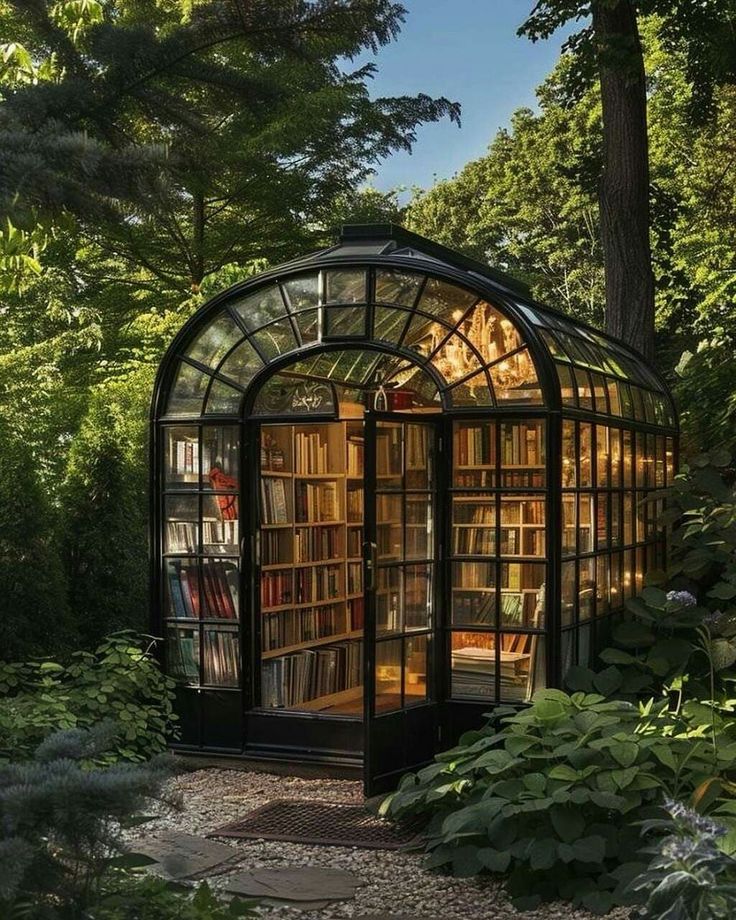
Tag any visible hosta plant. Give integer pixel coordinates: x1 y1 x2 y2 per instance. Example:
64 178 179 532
382 689 736 914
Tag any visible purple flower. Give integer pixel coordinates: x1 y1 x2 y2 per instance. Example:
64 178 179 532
703 609 725 629
666 590 697 608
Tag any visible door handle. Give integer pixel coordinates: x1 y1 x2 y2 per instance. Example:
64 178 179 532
363 541 377 591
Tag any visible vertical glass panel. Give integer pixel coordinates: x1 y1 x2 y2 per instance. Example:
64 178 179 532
165 557 199 618
610 493 622 547
500 497 545 557
590 372 609 414
574 367 594 410
562 420 577 487
205 379 242 415
623 430 633 487
201 559 239 619
579 558 595 622
166 361 210 417
165 427 199 489
452 494 496 556
405 564 431 630
232 285 286 330
202 493 239 554
451 632 496 699
218 339 264 387
578 623 593 669
165 495 199 553
405 424 433 489
580 423 593 487
185 314 243 369
655 435 666 486
635 493 647 543
562 494 576 556
202 426 239 489
375 269 424 306
376 424 403 489
499 634 545 702
454 421 496 488
665 437 675 484
579 494 594 554
636 546 646 593
561 629 576 678
596 555 610 617
452 562 496 626
631 386 646 421
377 495 403 561
324 269 366 304
500 422 545 487
282 274 319 311
557 364 577 407
607 379 622 417
623 549 635 600
324 306 367 337
404 635 428 706
406 495 431 559
489 348 542 404
500 563 546 627
596 426 610 487
597 492 610 549
375 638 403 712
561 561 576 627
610 553 623 608
250 319 297 360
645 434 656 487
203 625 240 687
623 493 634 545
376 566 402 634
374 306 411 345
619 381 634 419
167 625 200 684
610 428 622 487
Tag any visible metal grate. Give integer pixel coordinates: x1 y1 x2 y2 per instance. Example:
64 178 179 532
208 799 422 850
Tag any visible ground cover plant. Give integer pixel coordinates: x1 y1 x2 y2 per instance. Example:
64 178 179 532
0 632 177 763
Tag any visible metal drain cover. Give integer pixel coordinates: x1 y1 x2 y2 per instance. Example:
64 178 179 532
208 799 421 850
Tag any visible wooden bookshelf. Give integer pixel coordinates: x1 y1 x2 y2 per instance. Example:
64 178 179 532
258 421 365 711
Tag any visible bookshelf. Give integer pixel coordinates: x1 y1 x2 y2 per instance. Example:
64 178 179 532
258 421 365 713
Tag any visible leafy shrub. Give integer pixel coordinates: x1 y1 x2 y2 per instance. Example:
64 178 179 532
382 689 736 914
628 800 736 919
98 877 258 920
0 632 178 763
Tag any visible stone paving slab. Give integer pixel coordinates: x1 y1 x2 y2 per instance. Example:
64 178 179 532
133 832 240 879
223 866 364 905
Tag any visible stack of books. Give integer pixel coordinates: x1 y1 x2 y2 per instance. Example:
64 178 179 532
261 639 362 708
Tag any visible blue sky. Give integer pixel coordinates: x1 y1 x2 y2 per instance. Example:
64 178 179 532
358 0 573 193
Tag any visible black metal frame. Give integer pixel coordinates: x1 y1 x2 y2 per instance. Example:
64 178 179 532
149 226 678 788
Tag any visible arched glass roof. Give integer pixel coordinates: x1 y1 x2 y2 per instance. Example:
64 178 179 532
155 224 676 431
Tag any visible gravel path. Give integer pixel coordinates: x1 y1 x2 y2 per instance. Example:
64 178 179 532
132 766 628 920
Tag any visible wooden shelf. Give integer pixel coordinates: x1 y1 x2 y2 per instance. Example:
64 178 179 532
262 630 363 660
261 470 292 477
297 685 363 711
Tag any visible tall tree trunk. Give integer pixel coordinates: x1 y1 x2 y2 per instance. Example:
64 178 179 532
592 0 655 360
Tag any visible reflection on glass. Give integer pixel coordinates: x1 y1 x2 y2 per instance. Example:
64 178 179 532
590 372 608 414
500 562 545 627
324 269 366 304
419 277 477 321
596 555 610 616
203 625 240 687
562 494 576 556
490 348 542 404
166 361 210 417
452 562 496 627
580 423 593 487
405 424 432 489
562 561 575 627
405 565 431 630
377 494 402 561
374 306 410 344
201 559 239 619
202 493 239 554
562 420 576 487
406 496 431 559
205 380 242 415
282 274 319 311
557 363 577 407
404 635 428 705
596 426 610 486
453 495 496 556
607 379 622 416
624 549 635 600
611 494 621 547
623 430 633 487
597 492 609 549
168 625 199 684
250 319 297 361
375 639 402 712
449 372 494 406
293 309 319 344
610 553 623 607
203 427 239 489
579 494 594 553
575 367 594 410
578 558 595 621
375 269 424 307
165 427 199 489
165 495 199 553
218 339 264 386
186 314 243 369
165 557 199 618
501 634 545 701
610 428 622 486
376 566 402 634
232 285 286 331
376 424 402 488
623 493 634 545
451 632 496 699
324 306 367 337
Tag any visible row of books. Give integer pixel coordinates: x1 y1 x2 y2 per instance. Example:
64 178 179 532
347 486 363 522
501 424 543 467
261 640 363 708
168 561 238 619
295 564 341 603
167 520 238 553
262 604 347 651
454 471 496 488
261 477 289 524
168 628 240 686
347 527 363 558
348 597 365 630
347 561 362 595
261 570 293 609
294 526 341 563
347 436 364 477
295 431 332 474
296 481 338 522
262 530 292 566
500 529 545 556
453 529 496 556
455 425 494 467
502 470 545 488
170 437 200 479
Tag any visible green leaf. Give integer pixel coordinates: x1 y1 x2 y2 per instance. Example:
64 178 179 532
593 666 623 697
609 741 638 768
550 805 585 843
477 847 511 872
549 764 579 782
708 582 736 600
529 838 557 871
572 835 606 863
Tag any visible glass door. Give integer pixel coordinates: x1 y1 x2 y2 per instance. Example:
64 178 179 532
363 417 441 794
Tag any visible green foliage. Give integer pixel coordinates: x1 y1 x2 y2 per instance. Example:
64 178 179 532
0 723 174 918
383 689 736 913
97 877 258 920
0 633 178 763
628 801 736 920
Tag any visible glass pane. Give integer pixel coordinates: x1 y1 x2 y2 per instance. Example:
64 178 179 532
250 319 297 361
375 638 402 712
448 371 494 407
185 314 243 369
454 421 496 488
254 375 335 416
562 494 576 556
324 306 367 337
579 558 595 621
201 558 239 619
623 549 635 600
406 424 433 489
406 495 432 559
167 625 199 684
597 492 609 549
610 427 622 487
575 367 594 410
324 269 366 304
402 312 452 358
428 332 483 386
452 494 496 556
607 379 622 416
205 379 242 415
418 277 477 321
619 381 634 418
377 494 403 561
452 562 496 626
165 427 199 489
580 422 593 487
375 269 424 307
202 625 240 687
404 635 428 706
500 633 545 702
165 495 199 553
561 562 575 627
624 493 635 545
202 427 239 489
202 493 239 554
500 563 545 627
166 361 210 417
596 425 611 487
376 424 403 489
405 564 432 630
610 553 623 608
489 348 542 404
374 306 411 344
579 494 594 553
655 435 666 486
590 372 609 414
562 420 576 487
666 437 675 483
500 496 545 557
596 555 610 617
232 285 287 330
217 339 264 387
623 430 633 487
451 632 496 699
611 492 622 547
558 363 577 407
165 557 199 618
283 274 319 311
291 308 318 345
500 422 545 487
